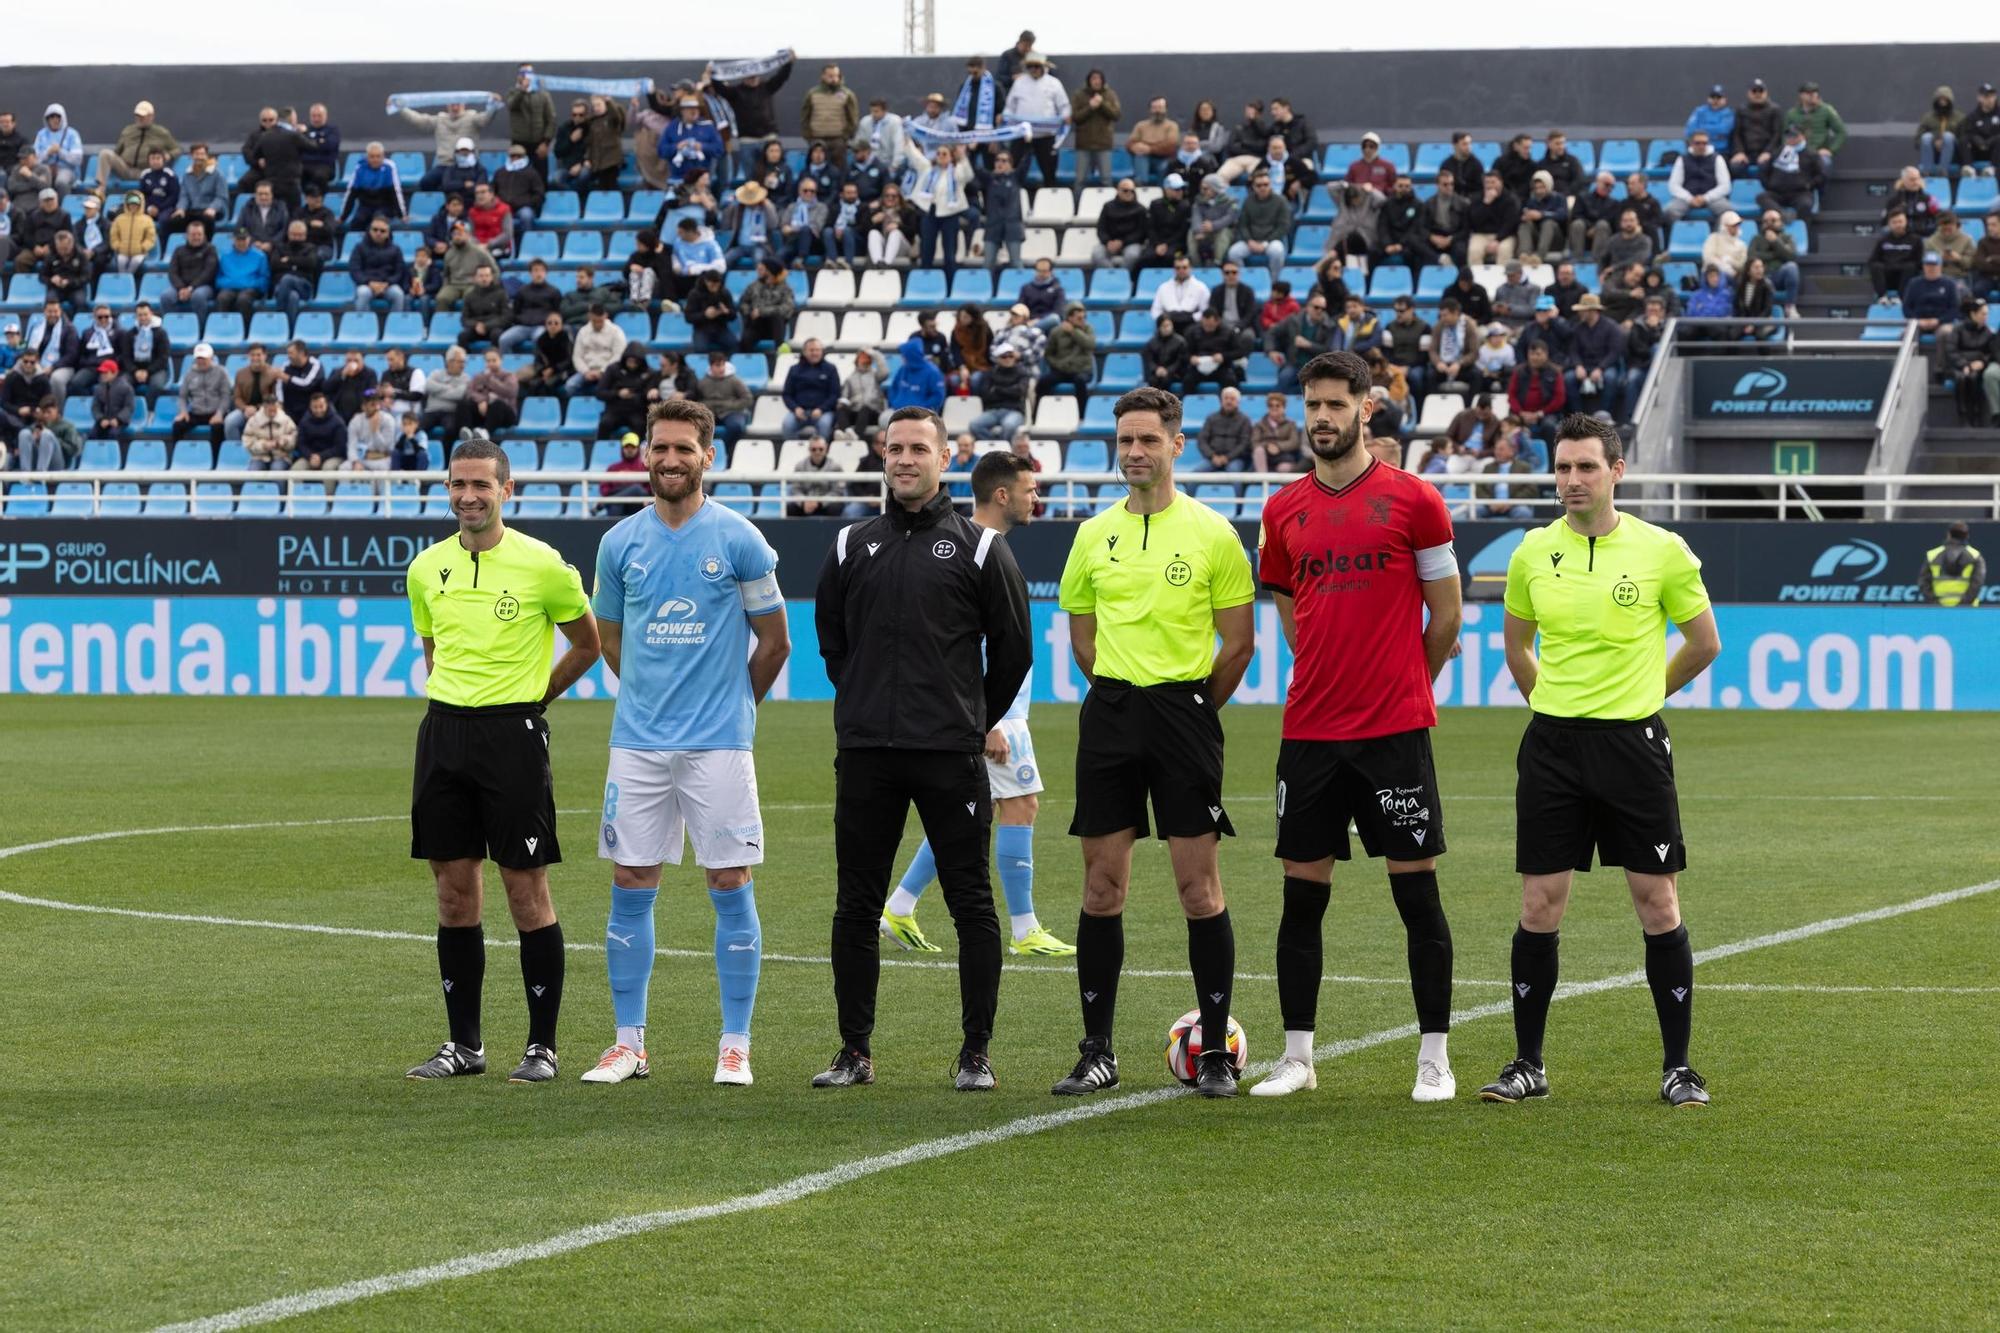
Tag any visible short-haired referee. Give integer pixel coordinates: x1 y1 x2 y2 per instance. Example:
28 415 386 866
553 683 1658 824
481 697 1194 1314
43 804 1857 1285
1481 414 1721 1109
404 435 601 1084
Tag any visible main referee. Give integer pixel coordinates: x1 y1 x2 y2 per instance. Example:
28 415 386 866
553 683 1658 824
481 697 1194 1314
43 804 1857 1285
1480 414 1721 1109
404 434 600 1084
1052 386 1257 1099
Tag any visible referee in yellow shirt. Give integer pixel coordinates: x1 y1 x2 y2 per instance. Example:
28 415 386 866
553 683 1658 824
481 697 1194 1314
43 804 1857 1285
403 435 600 1084
1051 386 1257 1099
1481 415 1721 1109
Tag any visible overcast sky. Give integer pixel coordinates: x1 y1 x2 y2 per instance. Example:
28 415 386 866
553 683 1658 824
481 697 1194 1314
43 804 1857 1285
7 0 1981 65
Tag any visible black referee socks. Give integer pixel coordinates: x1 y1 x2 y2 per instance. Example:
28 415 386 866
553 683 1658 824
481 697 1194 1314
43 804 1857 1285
1075 910 1124 1040
519 922 565 1051
1389 871 1453 1034
437 924 484 1050
1275 877 1330 1032
1644 923 1694 1070
1510 925 1560 1067
1186 909 1235 1058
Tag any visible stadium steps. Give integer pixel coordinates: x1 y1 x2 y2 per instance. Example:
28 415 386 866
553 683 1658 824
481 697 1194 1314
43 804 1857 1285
1796 132 1946 317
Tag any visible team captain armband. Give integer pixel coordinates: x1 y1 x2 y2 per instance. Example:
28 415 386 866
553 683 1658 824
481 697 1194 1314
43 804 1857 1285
739 571 783 615
1415 542 1458 581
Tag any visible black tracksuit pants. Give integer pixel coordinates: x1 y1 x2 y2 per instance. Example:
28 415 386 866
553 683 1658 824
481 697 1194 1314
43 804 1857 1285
831 746 1000 1054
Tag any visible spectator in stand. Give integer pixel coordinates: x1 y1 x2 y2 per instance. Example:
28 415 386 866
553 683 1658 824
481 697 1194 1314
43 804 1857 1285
520 312 573 396
554 99 593 192
784 434 842 516
821 179 866 269
22 299 81 405
1730 78 1784 174
1747 209 1802 317
414 347 468 437
1141 312 1189 392
1516 171 1569 259
1686 85 1736 155
424 194 469 258
1195 385 1251 472
1467 171 1522 269
493 144 543 242
971 148 1024 271
391 412 429 471
269 219 321 320
1136 173 1192 270
1535 130 1584 196
1004 53 1071 187
1367 175 1421 271
1126 97 1179 186
241 397 298 469
1260 278 1300 331
655 97 726 185
885 333 945 412
721 180 780 269
1493 258 1540 327
136 147 178 227
467 182 512 258
1567 294 1626 414
739 257 797 349
1435 266 1488 326
495 258 560 353
1614 174 1662 252
1379 296 1429 397
88 360 134 436
800 65 859 172
89 100 176 200
276 341 325 419
946 305 990 393
1015 257 1064 329
1149 253 1209 333
1207 260 1257 332
1902 252 1960 334
294 391 345 469
596 431 650 508
680 273 733 356
1593 207 1654 277
1260 134 1318 207
1702 210 1747 278
1495 134 1537 197
379 345 424 419
1265 292 1336 391
397 96 502 186
1215 100 1271 183
1183 306 1240 395
11 398 62 471
435 223 497 310
1425 298 1479 398
347 215 409 313
459 347 519 435
707 51 791 181
852 98 903 180
907 93 955 141
240 106 304 209
219 342 282 441
38 229 88 309
297 104 342 194
456 263 510 349
1886 166 1943 238
1734 256 1780 339
1093 178 1149 268
1041 302 1096 404
504 67 558 165
1683 263 1735 338
0 348 49 438
1250 391 1301 472
1568 172 1621 258
903 141 973 277
595 345 656 438
1623 297 1669 414
293 182 339 261
1933 211 1976 293
346 391 398 471
993 303 1045 375
1960 83 2000 178
1051 69 1117 188
1917 86 1962 177
1414 171 1469 269
573 95 626 195
433 138 488 204
1599 261 1648 324
237 181 289 252
32 105 81 196
1785 81 1847 170
668 216 727 300
1345 132 1398 197
685 350 749 447
1515 294 1571 368
830 346 885 437
569 304 629 395
1869 210 1924 304
1665 131 1731 223
1948 296 2000 423
1507 341 1567 446
115 302 169 404
164 218 218 317
0 112 22 176
323 348 377 422
339 143 406 224
1754 122 1825 221
68 306 117 399
782 337 840 439
10 185 65 274
970 344 1031 438
1187 174 1237 265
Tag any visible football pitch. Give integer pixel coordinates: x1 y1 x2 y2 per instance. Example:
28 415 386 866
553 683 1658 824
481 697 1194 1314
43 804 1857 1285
3 697 1996 1330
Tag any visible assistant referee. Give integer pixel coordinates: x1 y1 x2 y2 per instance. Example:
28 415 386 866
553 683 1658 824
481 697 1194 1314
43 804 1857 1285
404 434 600 1085
1481 414 1721 1110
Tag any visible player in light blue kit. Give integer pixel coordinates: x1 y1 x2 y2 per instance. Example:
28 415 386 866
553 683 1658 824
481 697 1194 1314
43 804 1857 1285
584 399 792 1086
881 451 1075 958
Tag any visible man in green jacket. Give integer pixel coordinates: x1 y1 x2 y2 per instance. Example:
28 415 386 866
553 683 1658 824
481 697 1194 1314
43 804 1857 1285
1041 302 1097 403
93 100 179 199
801 65 860 171
1783 82 1848 169
505 67 559 163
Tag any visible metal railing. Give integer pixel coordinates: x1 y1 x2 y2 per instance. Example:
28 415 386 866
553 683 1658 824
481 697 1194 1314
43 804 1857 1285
6 469 2000 521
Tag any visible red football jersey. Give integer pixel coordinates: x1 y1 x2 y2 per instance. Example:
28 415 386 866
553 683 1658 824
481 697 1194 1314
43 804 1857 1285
1257 460 1457 740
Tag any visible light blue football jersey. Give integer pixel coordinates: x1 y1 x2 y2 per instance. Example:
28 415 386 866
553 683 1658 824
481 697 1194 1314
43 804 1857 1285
592 500 781 751
1001 664 1030 723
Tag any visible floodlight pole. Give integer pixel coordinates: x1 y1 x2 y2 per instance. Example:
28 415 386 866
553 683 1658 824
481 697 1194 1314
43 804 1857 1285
903 0 935 55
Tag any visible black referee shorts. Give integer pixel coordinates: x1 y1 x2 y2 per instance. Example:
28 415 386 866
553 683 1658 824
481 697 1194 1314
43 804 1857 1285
1069 678 1233 841
1275 729 1446 864
1515 712 1684 876
411 702 561 870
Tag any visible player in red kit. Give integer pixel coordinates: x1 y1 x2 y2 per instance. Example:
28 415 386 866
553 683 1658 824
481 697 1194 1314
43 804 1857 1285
1249 351 1465 1102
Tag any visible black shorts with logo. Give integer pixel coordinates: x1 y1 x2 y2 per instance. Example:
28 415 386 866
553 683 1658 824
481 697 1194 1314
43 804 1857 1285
1515 712 1684 875
1069 678 1233 841
1274 729 1446 863
411 701 561 869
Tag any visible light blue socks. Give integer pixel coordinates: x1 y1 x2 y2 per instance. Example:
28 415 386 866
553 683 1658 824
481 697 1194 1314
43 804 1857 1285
711 882 761 1039
607 885 658 1035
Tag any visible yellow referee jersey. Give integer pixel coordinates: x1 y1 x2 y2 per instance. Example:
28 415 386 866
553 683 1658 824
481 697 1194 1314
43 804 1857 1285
408 530 591 708
1504 514 1710 720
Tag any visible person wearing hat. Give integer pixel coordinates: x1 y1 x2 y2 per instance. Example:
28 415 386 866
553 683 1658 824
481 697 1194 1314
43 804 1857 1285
494 141 545 241
1515 292 1571 365
170 343 230 445
1515 170 1568 259
71 190 111 273
90 99 177 199
1916 86 1963 177
1664 127 1730 223
1493 258 1540 326
659 97 725 184
432 136 490 204
84 353 132 437
1783 81 1847 169
0 320 24 377
32 105 82 196
504 66 559 164
907 92 957 140
1961 83 2000 179
1567 293 1625 414
1685 85 1736 155
1137 172 1193 270
1901 250 1960 334
1187 172 1238 265
1345 131 1397 196
800 64 860 172
1701 210 1747 278
596 430 651 510
240 105 305 210
1753 121 1826 220
1731 79 1784 173
396 94 503 181
108 189 157 275
1921 522 1986 607
1002 50 1069 187
720 179 780 269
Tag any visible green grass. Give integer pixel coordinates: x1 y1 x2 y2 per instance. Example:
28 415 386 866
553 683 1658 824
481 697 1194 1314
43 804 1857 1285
2 698 1996 1330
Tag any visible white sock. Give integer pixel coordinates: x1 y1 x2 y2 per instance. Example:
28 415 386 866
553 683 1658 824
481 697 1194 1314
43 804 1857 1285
1009 911 1040 941
720 1032 749 1052
886 888 920 918
1419 1031 1449 1066
1284 1029 1315 1063
617 1024 644 1052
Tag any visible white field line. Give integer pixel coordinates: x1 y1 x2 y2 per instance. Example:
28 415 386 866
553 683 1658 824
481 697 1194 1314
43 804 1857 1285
149 875 2000 1333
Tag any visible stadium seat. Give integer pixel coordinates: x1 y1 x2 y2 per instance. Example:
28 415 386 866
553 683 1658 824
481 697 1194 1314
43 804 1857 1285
1181 393 1218 435
2 274 47 309
294 311 335 344
516 483 563 517
745 397 790 435
711 481 754 514
1019 228 1059 263
211 441 249 471
1368 267 1414 305
248 312 290 344
791 310 839 346
125 439 168 471
421 483 452 517
1416 393 1465 434
1087 268 1133 308
1667 222 1709 259
539 192 581 223
1065 438 1110 472
162 312 201 347
514 400 561 433
588 438 623 470
729 353 771 392
615 312 652 343
942 396 984 433
834 312 884 349
1028 188 1076 225
902 270 949 307
98 481 142 515
949 270 995 304
728 439 775 473
1098 353 1142 392
79 439 121 471
204 313 248 352
583 193 625 224
143 482 188 516
185 481 231 517
5 482 50 517
1111 310 1153 349
655 312 692 345
1194 483 1238 519
334 312 380 348
170 439 214 471
1644 139 1684 177
383 481 422 517
234 480 280 516
95 274 137 307
1034 395 1080 434
809 269 857 309
1081 394 1121 433
541 439 585 472
500 440 541 475
51 481 94 516
517 231 560 264
1957 176 1999 213
854 269 902 309
564 399 603 432
563 232 605 263
1415 266 1456 300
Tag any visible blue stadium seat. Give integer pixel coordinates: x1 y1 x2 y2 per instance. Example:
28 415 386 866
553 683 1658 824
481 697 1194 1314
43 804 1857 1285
386 481 423 517
1413 141 1454 175
143 482 188 516
1368 267 1414 305
191 482 234 516
1645 139 1685 178
629 190 666 221
1923 175 1952 206
284 485 330 517
1416 266 1455 300
1957 176 1999 213
539 193 581 223
1098 353 1142 392
588 438 623 470
203 313 248 351
6 482 50 517
331 481 378 516
80 439 121 471
1598 139 1642 177
1784 220 1809 254
1112 311 1153 349
407 191 445 218
583 193 625 224
1 274 46 309
1086 268 1133 307
248 312 290 345
294 311 336 344
712 481 755 514
903 270 949 306
1728 179 1763 212
422 483 452 517
125 439 167 471
1066 437 1110 471
1321 144 1362 176
1194 483 1238 519
99 482 142 515
1133 269 1171 302
236 481 281 516
314 274 357 309
564 399 603 432
605 231 639 262
170 440 213 471
514 399 560 432
137 272 173 306
163 312 201 347
390 151 425 182
96 274 137 307
949 270 995 303
517 483 563 516
216 442 251 470
1667 222 1709 259
1181 393 1218 434
614 312 652 343
562 232 605 263
381 312 436 349
518 231 560 264
656 313 693 345
334 312 380 348
542 439 585 472
51 482 95 516
1573 263 1599 288
729 353 769 392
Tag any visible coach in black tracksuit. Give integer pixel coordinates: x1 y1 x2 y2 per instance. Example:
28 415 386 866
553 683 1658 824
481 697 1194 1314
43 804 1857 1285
811 405 1033 1091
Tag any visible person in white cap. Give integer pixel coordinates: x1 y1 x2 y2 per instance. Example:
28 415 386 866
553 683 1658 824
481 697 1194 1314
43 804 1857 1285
172 343 232 445
33 105 83 195
1701 210 1747 277
1665 127 1731 222
432 137 490 202
94 99 178 199
1346 131 1397 196
396 94 502 182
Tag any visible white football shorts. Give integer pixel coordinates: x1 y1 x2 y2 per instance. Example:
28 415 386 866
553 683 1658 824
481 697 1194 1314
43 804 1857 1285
987 719 1045 800
598 748 765 869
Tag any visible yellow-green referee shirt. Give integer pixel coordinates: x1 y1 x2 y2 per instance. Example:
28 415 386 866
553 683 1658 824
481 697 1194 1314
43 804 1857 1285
1504 514 1711 720
1059 492 1256 685
408 530 591 708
